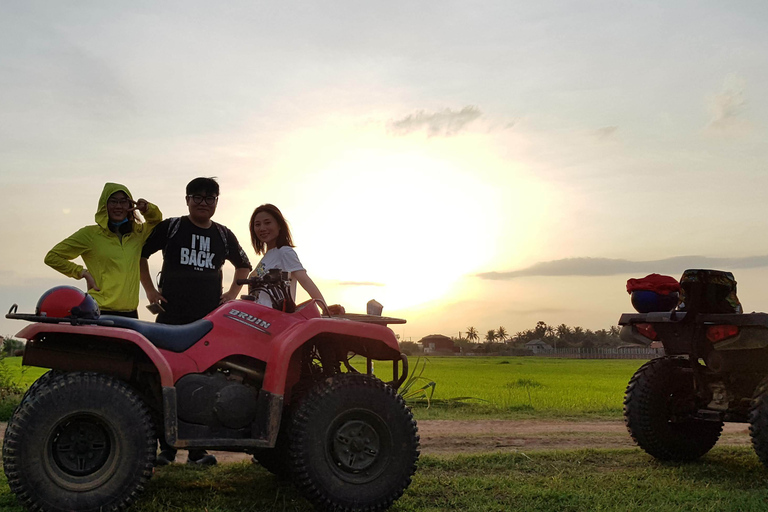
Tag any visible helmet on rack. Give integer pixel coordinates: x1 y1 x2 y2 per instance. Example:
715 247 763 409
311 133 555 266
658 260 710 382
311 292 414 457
36 286 100 319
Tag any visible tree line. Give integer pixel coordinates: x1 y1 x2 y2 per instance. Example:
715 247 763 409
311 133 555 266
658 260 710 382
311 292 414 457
453 321 624 353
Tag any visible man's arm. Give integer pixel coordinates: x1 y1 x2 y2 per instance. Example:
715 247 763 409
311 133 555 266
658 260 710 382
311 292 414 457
140 258 166 304
140 219 169 304
221 267 250 303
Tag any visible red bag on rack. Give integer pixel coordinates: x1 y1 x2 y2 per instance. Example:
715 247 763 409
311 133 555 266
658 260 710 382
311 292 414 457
626 274 680 295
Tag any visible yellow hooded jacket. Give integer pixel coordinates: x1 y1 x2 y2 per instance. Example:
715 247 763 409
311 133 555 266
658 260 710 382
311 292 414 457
44 183 162 312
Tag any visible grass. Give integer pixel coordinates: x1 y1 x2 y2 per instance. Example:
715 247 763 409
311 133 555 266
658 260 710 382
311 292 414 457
2 356 768 510
399 357 644 421
3 447 768 511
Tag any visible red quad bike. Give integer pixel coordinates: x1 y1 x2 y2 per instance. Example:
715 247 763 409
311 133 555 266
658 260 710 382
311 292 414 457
619 269 768 467
2 270 419 512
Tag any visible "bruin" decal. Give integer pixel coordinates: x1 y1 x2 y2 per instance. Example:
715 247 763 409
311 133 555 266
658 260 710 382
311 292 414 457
224 309 272 334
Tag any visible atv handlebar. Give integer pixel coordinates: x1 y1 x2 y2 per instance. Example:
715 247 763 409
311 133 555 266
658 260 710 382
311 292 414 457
236 268 289 287
237 269 298 314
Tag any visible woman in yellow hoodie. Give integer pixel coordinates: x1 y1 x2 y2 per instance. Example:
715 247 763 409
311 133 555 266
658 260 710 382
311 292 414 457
44 183 162 318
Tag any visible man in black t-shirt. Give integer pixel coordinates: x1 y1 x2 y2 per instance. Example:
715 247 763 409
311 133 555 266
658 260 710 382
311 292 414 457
140 177 252 465
141 177 252 324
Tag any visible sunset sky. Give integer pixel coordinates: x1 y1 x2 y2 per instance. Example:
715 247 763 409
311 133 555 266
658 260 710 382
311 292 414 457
3 1 768 341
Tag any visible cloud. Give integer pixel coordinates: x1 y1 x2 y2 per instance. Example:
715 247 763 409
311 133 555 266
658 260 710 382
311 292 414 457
389 106 482 137
337 281 385 287
477 255 768 280
594 126 618 139
707 76 747 131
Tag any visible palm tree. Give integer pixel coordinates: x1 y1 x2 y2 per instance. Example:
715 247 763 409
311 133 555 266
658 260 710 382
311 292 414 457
496 326 508 342
466 327 479 342
572 326 584 345
485 330 496 343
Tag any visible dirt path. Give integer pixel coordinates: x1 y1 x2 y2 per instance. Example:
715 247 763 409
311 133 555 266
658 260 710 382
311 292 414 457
0 420 752 463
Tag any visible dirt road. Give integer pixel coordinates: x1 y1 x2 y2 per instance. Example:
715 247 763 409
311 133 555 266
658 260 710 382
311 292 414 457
0 419 752 463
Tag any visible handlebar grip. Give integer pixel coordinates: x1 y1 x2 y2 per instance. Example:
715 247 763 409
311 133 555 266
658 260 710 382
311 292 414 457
236 279 251 285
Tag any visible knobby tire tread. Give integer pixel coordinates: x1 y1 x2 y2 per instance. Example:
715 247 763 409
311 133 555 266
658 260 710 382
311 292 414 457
2 371 156 512
289 374 419 512
624 357 722 461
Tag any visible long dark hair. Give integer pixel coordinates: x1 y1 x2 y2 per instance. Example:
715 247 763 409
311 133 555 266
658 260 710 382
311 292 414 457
249 204 294 255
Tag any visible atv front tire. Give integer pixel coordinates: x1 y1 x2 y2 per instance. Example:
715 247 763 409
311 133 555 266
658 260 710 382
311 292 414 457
2 372 156 512
624 357 723 461
289 374 419 511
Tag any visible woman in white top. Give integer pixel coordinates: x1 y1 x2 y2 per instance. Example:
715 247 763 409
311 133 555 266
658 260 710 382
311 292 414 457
248 203 326 308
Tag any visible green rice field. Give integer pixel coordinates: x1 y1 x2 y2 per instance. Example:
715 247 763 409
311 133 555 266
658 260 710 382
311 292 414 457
1 355 646 421
397 356 645 420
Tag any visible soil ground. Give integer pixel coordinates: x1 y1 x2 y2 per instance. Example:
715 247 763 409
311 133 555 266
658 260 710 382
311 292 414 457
0 420 752 463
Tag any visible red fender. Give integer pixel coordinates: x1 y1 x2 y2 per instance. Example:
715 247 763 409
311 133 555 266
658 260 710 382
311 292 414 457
15 323 177 386
263 317 401 395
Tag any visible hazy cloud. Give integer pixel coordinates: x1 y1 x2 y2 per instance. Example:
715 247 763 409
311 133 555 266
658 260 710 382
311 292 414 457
389 106 482 137
707 76 747 131
477 255 768 280
594 126 618 139
337 281 385 287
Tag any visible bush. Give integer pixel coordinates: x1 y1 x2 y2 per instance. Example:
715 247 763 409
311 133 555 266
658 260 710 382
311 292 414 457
399 341 422 356
0 355 24 421
1 336 25 356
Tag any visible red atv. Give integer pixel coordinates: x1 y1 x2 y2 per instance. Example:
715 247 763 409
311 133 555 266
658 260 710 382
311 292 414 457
2 270 419 512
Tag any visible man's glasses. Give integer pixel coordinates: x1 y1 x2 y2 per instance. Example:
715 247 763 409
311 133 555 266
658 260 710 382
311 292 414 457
187 195 218 205
107 199 131 207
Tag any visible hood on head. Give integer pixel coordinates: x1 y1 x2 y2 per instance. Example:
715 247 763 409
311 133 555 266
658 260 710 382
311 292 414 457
95 182 134 229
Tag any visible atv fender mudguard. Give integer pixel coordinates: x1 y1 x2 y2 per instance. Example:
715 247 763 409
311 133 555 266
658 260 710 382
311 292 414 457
263 317 402 395
15 322 176 386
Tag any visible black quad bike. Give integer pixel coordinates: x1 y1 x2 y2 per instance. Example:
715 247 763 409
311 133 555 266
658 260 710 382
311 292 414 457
619 269 768 466
2 271 419 512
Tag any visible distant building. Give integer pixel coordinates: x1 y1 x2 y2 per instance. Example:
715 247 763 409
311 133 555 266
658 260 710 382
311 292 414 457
525 339 553 354
418 334 459 354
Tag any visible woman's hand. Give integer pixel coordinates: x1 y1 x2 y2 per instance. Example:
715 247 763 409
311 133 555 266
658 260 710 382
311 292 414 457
81 270 100 291
132 198 149 214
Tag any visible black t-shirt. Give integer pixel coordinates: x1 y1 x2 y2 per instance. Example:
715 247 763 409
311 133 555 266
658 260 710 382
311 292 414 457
142 216 252 324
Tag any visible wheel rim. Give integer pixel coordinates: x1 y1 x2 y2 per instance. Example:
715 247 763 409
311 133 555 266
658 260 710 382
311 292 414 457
332 420 380 472
326 410 390 484
45 414 118 491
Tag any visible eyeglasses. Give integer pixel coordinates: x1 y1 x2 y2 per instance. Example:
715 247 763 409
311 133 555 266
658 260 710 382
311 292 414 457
107 199 131 207
187 195 218 205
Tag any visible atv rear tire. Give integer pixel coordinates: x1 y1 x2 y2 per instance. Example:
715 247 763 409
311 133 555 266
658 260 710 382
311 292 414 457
2 372 156 512
749 377 768 469
289 374 419 512
624 357 722 461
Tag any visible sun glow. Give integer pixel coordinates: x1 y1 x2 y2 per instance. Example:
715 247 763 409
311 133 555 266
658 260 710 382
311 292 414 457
235 121 562 313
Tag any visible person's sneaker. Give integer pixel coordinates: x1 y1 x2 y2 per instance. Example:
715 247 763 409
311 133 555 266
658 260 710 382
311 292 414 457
155 449 177 466
187 453 218 467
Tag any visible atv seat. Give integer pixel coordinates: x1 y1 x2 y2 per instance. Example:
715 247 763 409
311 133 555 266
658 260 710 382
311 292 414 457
100 315 213 353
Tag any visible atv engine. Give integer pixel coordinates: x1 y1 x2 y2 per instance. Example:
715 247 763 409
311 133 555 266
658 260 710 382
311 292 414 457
176 372 259 429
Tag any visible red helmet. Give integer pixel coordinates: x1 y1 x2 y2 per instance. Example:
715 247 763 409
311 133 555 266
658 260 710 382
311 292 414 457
36 286 100 319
